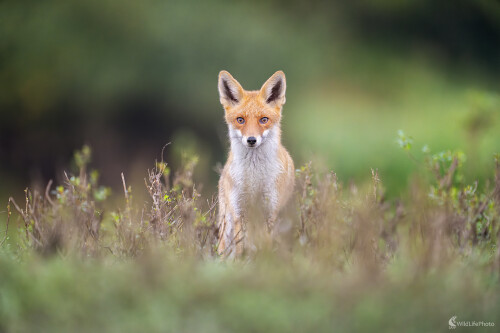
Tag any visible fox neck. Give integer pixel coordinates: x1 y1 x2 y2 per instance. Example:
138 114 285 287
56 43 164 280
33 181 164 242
229 124 281 163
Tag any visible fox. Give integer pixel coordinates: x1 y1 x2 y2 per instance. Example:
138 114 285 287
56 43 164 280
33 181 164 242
216 70 295 258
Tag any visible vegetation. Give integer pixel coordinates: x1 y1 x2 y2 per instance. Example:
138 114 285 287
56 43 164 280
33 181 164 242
1 140 500 332
1 0 499 331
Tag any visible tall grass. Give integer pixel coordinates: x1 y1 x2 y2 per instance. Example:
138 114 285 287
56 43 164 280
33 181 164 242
1 141 499 331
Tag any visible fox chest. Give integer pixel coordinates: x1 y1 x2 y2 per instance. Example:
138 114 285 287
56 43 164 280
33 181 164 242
229 156 280 205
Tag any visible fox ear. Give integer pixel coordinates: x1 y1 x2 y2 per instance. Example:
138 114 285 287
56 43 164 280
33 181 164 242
260 71 286 108
218 71 244 108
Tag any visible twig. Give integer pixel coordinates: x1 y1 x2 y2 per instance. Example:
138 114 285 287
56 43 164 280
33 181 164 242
160 142 171 164
121 172 129 202
45 179 55 206
371 168 381 202
440 157 459 190
121 172 133 225
8 196 29 240
405 151 419 164
8 197 26 219
0 200 12 246
63 171 75 193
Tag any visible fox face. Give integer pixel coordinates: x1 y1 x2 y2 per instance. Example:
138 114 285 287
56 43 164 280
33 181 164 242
218 71 286 148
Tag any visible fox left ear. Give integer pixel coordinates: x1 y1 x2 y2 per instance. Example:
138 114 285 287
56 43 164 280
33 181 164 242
260 71 286 108
218 70 244 109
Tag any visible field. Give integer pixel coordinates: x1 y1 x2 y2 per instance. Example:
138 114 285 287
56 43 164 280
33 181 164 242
1 145 500 332
1 0 500 331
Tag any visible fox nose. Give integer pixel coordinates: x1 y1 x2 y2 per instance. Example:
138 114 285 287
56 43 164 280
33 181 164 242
247 137 257 146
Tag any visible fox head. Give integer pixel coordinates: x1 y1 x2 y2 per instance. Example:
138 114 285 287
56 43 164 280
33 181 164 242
218 70 286 149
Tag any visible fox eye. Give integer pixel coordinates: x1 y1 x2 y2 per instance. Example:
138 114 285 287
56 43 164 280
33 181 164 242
259 117 269 124
236 117 245 124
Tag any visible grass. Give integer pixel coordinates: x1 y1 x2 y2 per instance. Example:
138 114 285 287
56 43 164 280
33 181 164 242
1 253 498 333
1 144 500 332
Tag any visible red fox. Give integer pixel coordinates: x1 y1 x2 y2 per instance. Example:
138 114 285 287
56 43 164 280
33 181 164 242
216 70 295 257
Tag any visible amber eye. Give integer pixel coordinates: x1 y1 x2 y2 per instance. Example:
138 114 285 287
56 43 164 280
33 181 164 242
236 117 245 124
259 117 269 124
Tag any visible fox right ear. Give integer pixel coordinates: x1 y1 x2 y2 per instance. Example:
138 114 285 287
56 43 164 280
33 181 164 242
218 71 244 108
259 71 286 108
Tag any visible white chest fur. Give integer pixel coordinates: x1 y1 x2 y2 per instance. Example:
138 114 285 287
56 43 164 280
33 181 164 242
228 126 282 215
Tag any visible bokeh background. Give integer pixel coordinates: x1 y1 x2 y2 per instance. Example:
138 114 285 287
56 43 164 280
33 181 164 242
1 0 500 202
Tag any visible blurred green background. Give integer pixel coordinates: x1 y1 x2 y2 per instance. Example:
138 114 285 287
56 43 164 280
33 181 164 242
1 0 499 201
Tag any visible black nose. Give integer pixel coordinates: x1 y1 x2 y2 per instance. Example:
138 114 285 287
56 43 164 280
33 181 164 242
247 137 257 145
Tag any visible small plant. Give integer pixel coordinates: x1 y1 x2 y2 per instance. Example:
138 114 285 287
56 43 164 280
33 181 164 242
3 146 218 258
397 130 500 256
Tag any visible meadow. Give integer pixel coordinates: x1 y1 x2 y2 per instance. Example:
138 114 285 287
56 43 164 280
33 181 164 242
1 0 499 331
1 143 499 332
